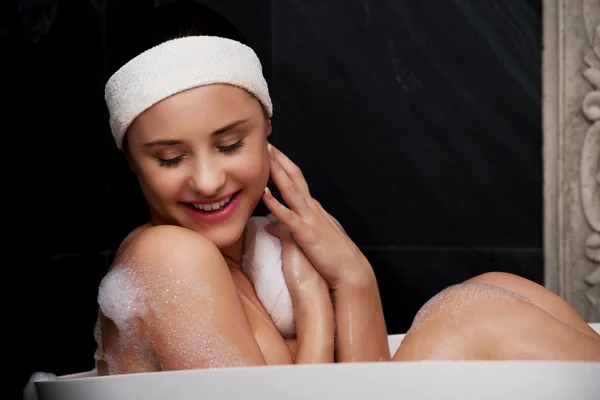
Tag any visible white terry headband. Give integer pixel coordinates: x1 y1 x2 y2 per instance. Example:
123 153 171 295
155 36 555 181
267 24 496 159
104 35 273 150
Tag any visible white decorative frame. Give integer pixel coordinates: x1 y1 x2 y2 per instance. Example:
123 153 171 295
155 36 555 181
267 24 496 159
544 0 600 321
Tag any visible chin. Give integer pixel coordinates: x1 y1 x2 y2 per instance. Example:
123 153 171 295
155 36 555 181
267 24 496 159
167 193 260 248
203 226 245 249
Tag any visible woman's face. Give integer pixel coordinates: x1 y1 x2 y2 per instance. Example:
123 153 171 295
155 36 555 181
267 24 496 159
125 84 271 249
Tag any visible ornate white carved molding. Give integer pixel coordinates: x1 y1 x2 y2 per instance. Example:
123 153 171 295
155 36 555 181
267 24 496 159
544 0 600 321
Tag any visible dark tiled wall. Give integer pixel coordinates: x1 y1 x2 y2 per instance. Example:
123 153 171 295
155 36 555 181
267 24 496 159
5 0 271 396
271 0 543 334
5 0 541 397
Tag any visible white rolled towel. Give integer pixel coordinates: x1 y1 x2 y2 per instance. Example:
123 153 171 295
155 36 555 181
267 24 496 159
242 214 296 338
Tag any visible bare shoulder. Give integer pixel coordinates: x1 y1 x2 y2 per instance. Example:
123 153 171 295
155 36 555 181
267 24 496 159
101 224 236 322
113 224 224 273
106 224 234 293
99 224 266 372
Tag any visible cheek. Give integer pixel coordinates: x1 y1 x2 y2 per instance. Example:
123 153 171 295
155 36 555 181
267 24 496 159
230 147 269 187
138 165 184 200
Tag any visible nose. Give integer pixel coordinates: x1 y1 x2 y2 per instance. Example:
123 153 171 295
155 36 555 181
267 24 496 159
188 156 226 197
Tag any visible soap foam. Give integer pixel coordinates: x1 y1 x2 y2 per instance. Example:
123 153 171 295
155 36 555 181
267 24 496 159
97 264 154 374
96 260 248 374
93 313 103 362
409 282 533 332
98 266 144 332
23 372 58 400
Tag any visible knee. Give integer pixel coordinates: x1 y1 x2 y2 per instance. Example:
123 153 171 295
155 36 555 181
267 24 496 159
464 272 599 340
464 272 544 301
465 271 528 288
410 282 530 331
394 285 483 360
394 283 532 360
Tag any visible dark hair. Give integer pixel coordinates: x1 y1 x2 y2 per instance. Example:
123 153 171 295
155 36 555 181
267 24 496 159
108 0 250 78
111 0 252 154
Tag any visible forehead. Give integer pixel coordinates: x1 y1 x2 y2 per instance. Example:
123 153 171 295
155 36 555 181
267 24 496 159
128 84 262 138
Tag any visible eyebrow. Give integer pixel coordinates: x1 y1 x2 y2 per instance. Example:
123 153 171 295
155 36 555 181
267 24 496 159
142 118 251 147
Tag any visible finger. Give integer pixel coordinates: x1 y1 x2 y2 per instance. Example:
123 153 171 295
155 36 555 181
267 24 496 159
263 187 319 246
313 201 358 252
268 144 311 196
265 222 280 238
326 213 346 234
266 221 294 243
262 187 307 236
313 200 346 235
268 148 312 216
278 223 297 248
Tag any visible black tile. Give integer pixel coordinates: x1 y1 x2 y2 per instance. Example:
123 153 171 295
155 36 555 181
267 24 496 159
104 0 151 75
5 0 109 258
195 0 272 84
105 0 271 81
271 0 542 248
363 247 543 334
8 253 108 398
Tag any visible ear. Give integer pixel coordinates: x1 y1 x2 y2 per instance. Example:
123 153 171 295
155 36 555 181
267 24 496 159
266 118 272 137
123 152 136 173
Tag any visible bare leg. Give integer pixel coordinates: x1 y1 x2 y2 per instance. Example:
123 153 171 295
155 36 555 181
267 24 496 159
465 272 600 341
393 273 600 361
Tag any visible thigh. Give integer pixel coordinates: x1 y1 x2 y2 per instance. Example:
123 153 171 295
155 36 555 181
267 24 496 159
392 282 600 361
464 272 600 341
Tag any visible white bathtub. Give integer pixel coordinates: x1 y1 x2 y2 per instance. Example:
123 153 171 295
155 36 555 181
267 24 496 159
33 323 600 400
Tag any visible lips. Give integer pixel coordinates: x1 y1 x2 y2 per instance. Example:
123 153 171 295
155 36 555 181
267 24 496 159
190 195 232 212
181 190 243 224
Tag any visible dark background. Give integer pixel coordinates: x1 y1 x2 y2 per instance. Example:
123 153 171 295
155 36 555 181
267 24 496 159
3 0 542 398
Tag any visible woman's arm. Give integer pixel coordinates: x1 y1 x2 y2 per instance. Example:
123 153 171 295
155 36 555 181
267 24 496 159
98 225 266 374
262 144 390 362
291 277 335 363
332 271 390 362
269 223 335 364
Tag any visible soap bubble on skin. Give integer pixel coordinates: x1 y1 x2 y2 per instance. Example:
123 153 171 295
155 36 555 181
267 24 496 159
98 266 144 333
408 282 533 333
96 261 248 374
93 313 102 362
97 264 154 374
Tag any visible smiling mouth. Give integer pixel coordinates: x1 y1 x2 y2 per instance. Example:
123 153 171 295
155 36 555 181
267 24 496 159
185 191 240 213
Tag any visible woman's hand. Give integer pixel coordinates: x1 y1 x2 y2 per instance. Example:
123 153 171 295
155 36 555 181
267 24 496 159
262 143 375 292
261 143 391 362
266 222 334 364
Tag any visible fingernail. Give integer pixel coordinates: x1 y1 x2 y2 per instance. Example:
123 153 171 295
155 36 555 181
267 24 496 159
264 186 272 198
267 143 275 159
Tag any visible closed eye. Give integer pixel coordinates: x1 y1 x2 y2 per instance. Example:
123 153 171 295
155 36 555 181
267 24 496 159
217 140 245 153
158 155 184 167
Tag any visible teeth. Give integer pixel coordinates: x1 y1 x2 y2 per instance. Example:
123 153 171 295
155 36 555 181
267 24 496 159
192 195 232 212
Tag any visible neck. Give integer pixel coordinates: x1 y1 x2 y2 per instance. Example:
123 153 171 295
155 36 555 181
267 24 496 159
220 232 245 271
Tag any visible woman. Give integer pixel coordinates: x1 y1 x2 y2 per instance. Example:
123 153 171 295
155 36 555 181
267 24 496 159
95 1 600 375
